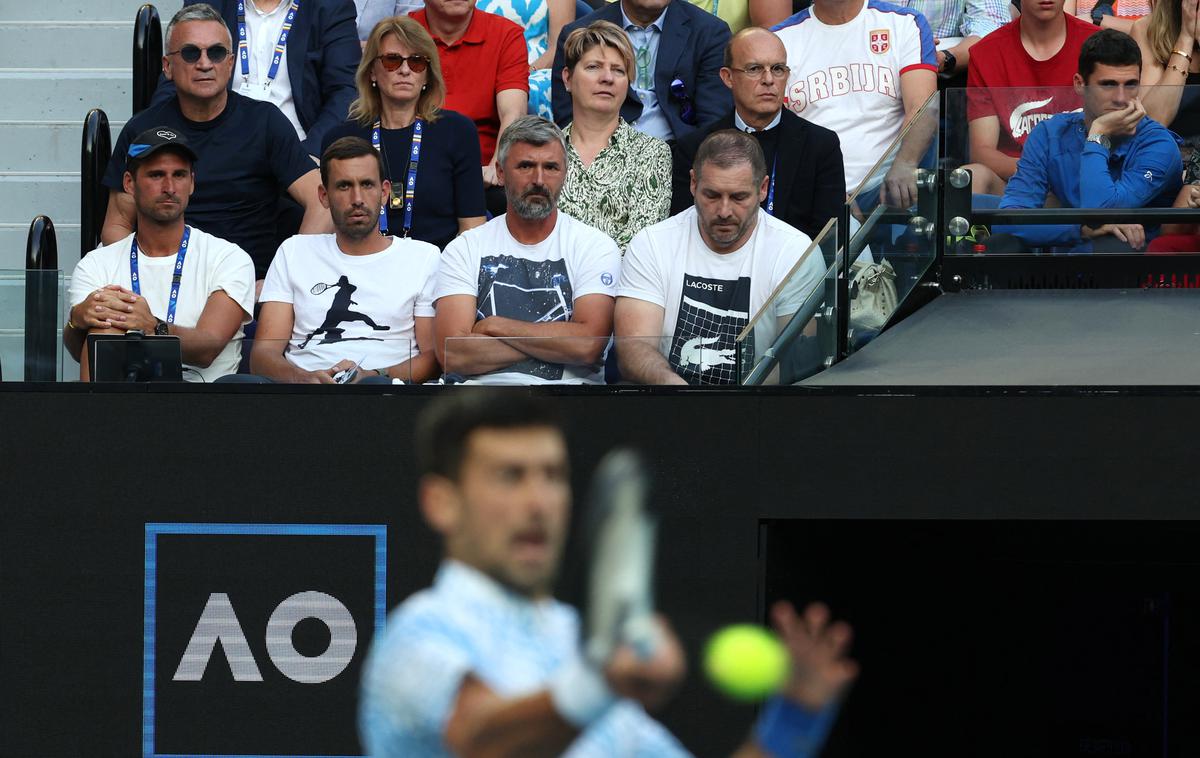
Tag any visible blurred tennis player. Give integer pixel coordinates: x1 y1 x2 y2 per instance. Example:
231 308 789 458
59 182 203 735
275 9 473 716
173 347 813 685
359 391 858 757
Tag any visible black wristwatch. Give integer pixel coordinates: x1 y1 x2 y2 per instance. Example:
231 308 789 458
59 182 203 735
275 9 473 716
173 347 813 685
940 50 957 74
154 318 170 336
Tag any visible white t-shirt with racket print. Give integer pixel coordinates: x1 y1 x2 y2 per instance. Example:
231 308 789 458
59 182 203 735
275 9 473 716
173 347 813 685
434 211 621 385
619 207 824 385
260 234 440 373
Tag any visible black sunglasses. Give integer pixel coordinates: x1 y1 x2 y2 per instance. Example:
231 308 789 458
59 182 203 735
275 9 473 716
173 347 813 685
375 53 429 73
167 44 231 64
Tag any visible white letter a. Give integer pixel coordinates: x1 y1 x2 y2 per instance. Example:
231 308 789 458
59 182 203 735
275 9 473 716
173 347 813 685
172 593 264 682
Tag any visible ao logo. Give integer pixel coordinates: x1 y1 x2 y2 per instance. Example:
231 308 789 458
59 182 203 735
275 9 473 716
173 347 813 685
156 130 177 140
174 591 357 684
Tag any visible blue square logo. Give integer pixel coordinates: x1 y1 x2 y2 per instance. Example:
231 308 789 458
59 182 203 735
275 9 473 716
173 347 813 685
143 523 386 758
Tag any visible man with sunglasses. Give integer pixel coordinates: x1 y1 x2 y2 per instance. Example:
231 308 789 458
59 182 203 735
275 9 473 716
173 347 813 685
670 27 845 241
103 3 331 283
150 0 360 159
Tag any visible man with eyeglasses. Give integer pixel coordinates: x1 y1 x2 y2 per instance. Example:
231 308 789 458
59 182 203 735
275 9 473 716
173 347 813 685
150 0 360 159
670 27 845 241
996 29 1182 252
103 3 331 284
551 0 732 143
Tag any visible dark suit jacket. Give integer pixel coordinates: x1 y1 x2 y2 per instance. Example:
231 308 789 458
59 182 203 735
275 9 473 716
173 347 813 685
551 0 730 142
670 109 846 241
152 0 360 156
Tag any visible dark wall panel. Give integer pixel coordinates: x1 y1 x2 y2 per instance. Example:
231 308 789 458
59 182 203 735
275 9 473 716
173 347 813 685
3 388 1199 757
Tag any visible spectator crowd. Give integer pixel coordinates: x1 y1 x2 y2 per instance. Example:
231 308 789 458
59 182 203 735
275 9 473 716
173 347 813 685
65 0 1200 386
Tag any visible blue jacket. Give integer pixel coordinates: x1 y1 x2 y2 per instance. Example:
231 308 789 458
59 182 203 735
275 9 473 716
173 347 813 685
550 0 731 142
998 111 1182 250
152 0 360 156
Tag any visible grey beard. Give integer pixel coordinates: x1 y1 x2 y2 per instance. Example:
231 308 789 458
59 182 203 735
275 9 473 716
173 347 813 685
508 189 556 221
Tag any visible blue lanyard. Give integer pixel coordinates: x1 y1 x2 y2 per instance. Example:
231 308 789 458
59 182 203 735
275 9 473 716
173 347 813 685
130 226 191 325
371 118 423 237
765 154 777 216
237 0 300 90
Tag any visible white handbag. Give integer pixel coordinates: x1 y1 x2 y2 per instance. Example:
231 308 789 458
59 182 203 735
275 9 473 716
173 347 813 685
849 259 898 331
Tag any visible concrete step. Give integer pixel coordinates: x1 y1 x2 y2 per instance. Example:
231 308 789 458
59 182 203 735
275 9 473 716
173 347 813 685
0 223 84 274
0 23 133 70
0 0 183 23
0 121 124 173
0 69 132 122
0 173 82 229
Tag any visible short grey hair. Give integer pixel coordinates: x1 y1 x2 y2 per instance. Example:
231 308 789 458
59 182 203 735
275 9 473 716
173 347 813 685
495 115 567 168
693 129 768 186
165 3 232 51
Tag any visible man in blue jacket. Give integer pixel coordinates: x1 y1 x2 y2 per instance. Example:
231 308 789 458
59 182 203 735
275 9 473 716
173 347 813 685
998 28 1182 252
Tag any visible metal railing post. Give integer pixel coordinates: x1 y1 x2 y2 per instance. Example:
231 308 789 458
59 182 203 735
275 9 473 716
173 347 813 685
24 216 59 382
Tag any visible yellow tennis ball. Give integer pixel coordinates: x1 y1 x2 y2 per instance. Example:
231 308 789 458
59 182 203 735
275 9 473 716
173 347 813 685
703 624 790 701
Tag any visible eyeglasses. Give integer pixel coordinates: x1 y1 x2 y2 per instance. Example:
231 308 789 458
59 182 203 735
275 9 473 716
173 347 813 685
375 54 430 73
731 63 790 80
166 44 230 64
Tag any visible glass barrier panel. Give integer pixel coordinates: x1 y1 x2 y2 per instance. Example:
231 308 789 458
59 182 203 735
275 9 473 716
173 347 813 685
74 335 416 384
737 218 837 385
846 90 940 356
443 335 613 385
0 269 65 382
944 86 1200 255
443 335 766 386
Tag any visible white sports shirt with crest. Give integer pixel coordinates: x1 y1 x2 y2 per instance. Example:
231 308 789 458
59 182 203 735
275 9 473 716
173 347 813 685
772 0 936 193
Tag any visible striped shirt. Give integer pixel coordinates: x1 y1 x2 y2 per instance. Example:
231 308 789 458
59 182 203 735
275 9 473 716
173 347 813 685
892 0 1010 40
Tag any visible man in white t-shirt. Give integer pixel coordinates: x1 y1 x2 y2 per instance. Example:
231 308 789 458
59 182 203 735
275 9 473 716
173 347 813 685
65 128 255 382
434 115 621 385
616 129 825 386
772 0 938 206
251 136 442 383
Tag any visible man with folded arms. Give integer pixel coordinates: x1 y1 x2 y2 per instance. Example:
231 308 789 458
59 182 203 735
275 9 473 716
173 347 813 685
66 129 255 382
434 116 620 385
619 130 824 386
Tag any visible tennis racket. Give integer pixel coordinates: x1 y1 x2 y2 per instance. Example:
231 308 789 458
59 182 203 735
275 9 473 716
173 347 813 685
582 448 659 667
310 282 335 295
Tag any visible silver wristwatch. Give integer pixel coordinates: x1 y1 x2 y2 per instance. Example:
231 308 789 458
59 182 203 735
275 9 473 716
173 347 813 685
1086 133 1112 150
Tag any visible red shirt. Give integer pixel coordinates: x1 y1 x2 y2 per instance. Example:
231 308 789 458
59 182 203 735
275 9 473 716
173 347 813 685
412 8 528 164
967 14 1098 157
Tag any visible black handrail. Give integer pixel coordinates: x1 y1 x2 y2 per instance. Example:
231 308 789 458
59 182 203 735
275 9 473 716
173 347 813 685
81 108 112 259
133 4 163 115
24 216 59 382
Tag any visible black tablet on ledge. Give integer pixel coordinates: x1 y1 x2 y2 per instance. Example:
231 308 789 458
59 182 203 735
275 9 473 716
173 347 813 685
88 332 183 382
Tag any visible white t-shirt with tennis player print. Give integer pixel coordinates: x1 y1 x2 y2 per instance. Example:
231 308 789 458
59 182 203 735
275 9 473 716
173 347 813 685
69 227 255 383
434 211 621 385
619 207 825 386
260 234 440 373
